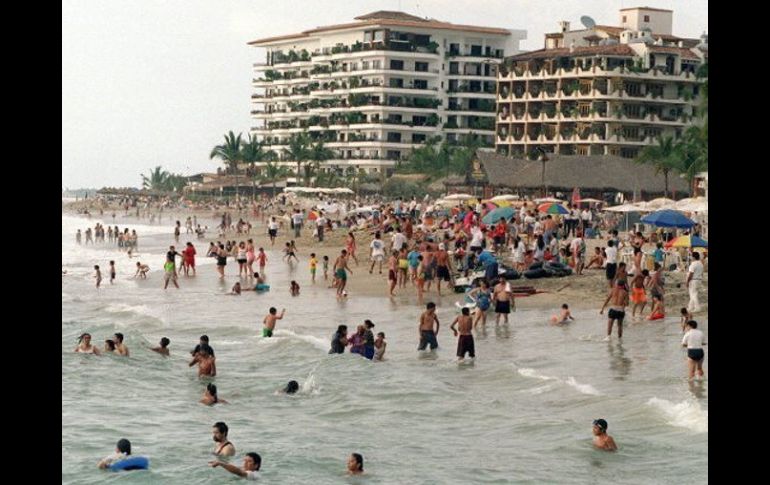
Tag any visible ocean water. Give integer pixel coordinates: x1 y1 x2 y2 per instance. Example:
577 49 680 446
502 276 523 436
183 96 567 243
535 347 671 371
62 213 708 484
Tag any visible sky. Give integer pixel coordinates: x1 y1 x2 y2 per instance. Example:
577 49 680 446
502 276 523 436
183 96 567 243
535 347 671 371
62 0 708 189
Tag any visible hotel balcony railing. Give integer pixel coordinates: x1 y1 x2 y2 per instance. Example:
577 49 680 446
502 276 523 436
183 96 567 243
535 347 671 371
445 51 503 59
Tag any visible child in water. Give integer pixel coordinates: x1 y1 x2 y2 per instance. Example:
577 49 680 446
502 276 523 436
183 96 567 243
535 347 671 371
94 265 102 288
322 255 330 281
647 294 665 321
550 304 575 324
290 281 300 296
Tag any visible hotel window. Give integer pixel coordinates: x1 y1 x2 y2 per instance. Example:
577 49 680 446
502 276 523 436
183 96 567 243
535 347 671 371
364 31 373 43
372 60 381 69
373 31 384 42
644 15 650 22
622 16 627 22
415 61 429 72
361 61 369 70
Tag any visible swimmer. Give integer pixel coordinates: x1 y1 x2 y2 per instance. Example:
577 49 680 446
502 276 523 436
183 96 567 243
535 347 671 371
373 332 387 361
211 421 235 456
109 260 116 284
231 282 242 295
550 304 575 325
209 452 260 479
262 307 285 337
290 280 300 296
201 383 228 405
75 333 101 355
151 337 170 356
94 265 102 288
347 453 364 475
592 419 618 451
417 302 440 351
283 380 299 394
114 333 129 357
104 339 116 353
196 344 216 377
309 253 318 283
97 438 132 469
646 295 665 321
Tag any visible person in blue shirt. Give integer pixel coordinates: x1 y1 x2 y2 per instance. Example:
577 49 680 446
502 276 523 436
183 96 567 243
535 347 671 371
407 247 421 282
653 242 665 265
475 247 499 282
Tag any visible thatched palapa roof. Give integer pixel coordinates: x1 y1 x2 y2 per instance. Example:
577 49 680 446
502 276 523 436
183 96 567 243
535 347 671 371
474 151 689 193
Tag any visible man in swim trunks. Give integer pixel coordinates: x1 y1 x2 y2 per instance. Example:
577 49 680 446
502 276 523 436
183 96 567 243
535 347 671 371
334 249 352 297
262 307 285 337
387 250 398 296
435 243 453 296
211 421 235 456
450 307 475 361
600 279 629 339
630 269 649 318
114 333 130 356
151 337 170 356
493 276 514 324
417 302 440 351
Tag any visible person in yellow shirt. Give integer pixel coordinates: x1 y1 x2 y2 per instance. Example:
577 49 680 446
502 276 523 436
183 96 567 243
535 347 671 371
309 253 318 283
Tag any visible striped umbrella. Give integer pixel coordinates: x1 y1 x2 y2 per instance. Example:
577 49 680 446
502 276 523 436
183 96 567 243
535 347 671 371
538 202 569 215
664 235 708 249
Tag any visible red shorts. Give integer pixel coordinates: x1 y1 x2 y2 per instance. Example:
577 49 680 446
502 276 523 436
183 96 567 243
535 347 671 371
388 269 397 281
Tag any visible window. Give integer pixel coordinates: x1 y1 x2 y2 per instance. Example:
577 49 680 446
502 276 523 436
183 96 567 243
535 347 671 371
415 62 429 72
449 62 460 75
372 60 381 70
449 43 460 55
373 31 384 42
390 60 404 70
412 134 427 143
387 133 402 143
389 78 404 88
622 16 627 23
470 45 482 56
413 79 428 89
361 61 369 70
644 15 650 22
364 31 373 42
386 150 400 160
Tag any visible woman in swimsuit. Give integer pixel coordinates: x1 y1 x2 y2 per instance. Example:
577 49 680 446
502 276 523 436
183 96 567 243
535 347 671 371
236 242 248 277
200 383 228 405
397 247 409 288
346 232 359 265
216 244 227 278
245 239 256 277
468 280 492 328
74 333 100 355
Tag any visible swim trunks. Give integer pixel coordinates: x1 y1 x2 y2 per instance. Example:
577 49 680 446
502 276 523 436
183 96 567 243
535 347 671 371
335 268 347 280
388 269 397 281
418 330 438 350
436 265 450 281
687 348 704 361
262 328 273 338
648 312 665 320
631 287 647 304
457 334 475 358
495 300 510 314
608 308 625 321
605 263 617 281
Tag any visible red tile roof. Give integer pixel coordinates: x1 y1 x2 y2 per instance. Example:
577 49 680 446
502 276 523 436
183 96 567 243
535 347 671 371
506 44 636 61
648 46 701 60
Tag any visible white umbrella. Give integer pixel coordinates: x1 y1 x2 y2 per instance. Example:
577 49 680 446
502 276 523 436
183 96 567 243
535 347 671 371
490 194 519 201
645 197 677 209
677 200 708 212
534 197 564 204
577 198 603 204
603 203 642 213
332 187 354 194
444 193 475 201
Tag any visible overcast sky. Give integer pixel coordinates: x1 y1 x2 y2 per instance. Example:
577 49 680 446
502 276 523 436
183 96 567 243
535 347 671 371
62 0 707 189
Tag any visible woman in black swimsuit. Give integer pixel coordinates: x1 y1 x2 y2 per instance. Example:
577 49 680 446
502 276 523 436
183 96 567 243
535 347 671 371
216 244 227 278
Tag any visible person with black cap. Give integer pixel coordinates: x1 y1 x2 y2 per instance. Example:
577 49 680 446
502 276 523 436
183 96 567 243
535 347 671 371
363 320 376 360
592 419 618 451
97 438 132 469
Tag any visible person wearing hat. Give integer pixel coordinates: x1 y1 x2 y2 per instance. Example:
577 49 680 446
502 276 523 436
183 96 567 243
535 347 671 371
592 419 617 451
363 320 376 360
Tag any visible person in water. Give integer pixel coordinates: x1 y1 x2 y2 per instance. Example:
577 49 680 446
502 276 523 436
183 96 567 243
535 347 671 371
201 383 228 405
151 337 170 356
373 332 387 361
196 345 216 377
262 307 285 337
212 421 235 456
97 438 133 469
104 339 116 353
592 419 618 451
450 307 475 361
329 325 348 354
283 380 299 394
75 333 101 355
347 453 364 475
209 452 261 480
550 304 575 325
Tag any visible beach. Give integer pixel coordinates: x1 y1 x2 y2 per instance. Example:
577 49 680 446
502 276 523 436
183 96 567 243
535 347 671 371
62 203 707 484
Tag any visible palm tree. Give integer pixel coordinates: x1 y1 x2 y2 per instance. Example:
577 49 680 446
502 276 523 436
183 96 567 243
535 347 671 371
677 123 708 195
141 166 170 191
635 136 680 198
285 132 311 184
240 134 266 176
261 160 290 197
210 131 243 196
307 140 335 185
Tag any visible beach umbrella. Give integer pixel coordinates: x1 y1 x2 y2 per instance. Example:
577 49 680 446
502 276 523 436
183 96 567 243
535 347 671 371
490 194 519 201
645 197 677 210
641 209 696 228
534 197 564 204
444 193 474 201
482 206 515 224
664 235 708 249
577 198 603 205
538 202 569 214
307 210 319 221
603 204 641 212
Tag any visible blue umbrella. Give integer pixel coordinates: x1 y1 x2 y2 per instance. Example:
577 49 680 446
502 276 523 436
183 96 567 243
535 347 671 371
640 209 696 228
482 206 515 225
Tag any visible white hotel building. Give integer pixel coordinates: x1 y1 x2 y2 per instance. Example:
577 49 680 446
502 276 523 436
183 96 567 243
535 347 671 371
495 7 707 159
249 11 525 175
